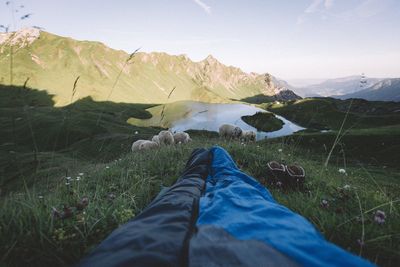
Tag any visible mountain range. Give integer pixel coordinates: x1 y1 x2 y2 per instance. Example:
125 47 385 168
291 76 383 97
338 78 400 102
0 28 299 106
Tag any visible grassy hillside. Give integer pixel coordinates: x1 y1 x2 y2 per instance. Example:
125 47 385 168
0 85 399 267
259 97 400 167
0 28 297 106
263 98 400 130
0 85 160 190
241 112 284 132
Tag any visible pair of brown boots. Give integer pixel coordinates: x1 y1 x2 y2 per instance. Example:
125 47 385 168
266 161 305 189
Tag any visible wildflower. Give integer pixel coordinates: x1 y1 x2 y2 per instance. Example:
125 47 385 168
108 193 116 201
76 176 81 181
178 141 182 145
343 184 351 190
374 210 386 225
134 131 139 135
321 199 329 208
51 207 60 218
78 173 84 176
338 168 346 175
66 176 72 180
278 149 283 152
65 182 70 186
276 181 283 187
38 195 43 199
106 166 110 169
357 239 365 247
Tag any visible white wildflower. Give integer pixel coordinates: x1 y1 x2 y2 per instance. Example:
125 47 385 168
278 149 283 152
78 173 84 176
338 168 346 174
38 195 43 199
321 199 329 208
65 182 70 186
76 176 81 181
134 131 139 135
374 210 386 225
343 184 351 190
66 176 72 180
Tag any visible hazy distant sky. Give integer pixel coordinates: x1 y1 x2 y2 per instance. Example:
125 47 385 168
1 0 400 79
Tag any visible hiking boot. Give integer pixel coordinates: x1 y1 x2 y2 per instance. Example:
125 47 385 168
285 165 305 188
266 161 306 189
266 161 286 185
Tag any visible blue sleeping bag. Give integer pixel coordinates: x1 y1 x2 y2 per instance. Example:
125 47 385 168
78 146 375 267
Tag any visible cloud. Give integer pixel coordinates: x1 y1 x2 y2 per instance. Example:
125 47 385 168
297 0 335 24
193 0 211 14
305 0 323 13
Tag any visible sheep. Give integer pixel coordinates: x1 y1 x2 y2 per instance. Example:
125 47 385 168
241 130 256 142
151 135 160 144
173 132 192 144
219 124 243 139
158 130 174 145
138 140 159 151
131 139 146 152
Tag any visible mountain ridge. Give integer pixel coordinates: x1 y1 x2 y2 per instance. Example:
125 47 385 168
0 28 300 106
338 78 400 102
292 76 383 97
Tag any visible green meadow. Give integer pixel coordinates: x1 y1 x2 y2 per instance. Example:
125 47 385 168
0 85 399 267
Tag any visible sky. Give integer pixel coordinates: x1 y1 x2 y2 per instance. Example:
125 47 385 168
1 0 400 80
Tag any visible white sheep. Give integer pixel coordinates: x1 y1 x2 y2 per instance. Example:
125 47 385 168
131 139 146 152
219 124 243 139
138 140 159 151
151 135 160 144
241 130 256 142
158 130 174 145
173 132 192 144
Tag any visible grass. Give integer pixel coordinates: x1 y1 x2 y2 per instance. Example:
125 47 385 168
262 97 400 131
0 85 159 190
1 86 399 267
259 97 400 168
241 111 284 132
0 30 273 105
1 137 399 267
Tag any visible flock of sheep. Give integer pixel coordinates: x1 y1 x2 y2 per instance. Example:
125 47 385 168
131 124 256 152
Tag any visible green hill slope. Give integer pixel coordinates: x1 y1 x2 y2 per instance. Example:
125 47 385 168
0 28 298 105
0 85 399 267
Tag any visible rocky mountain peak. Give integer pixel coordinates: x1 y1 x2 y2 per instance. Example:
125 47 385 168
0 27 40 47
203 54 220 64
